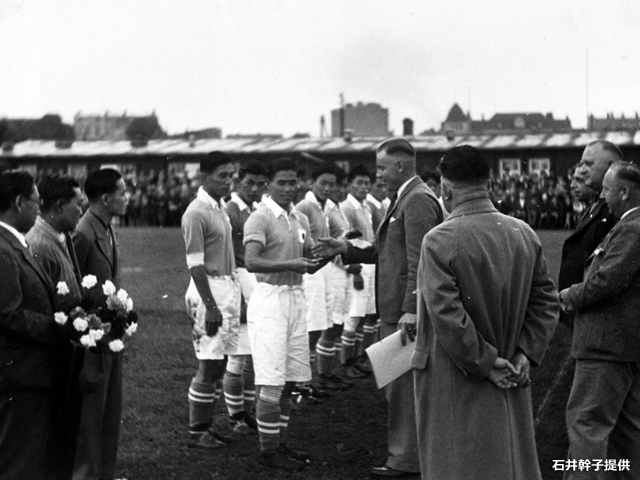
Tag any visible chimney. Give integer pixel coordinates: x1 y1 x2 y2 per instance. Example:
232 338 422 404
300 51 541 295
402 118 414 136
188 133 196 147
343 128 354 142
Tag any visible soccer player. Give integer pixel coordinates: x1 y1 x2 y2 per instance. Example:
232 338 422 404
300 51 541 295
244 158 327 471
182 151 242 449
340 166 377 376
223 161 267 433
295 165 351 390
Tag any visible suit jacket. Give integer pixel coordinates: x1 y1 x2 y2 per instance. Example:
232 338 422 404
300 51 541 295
343 176 443 323
567 207 640 362
558 199 616 327
558 198 617 290
0 227 57 391
73 210 120 287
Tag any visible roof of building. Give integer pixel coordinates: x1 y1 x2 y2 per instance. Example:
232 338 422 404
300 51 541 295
3 130 640 159
445 103 469 122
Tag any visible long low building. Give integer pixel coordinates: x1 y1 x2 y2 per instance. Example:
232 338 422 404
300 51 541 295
2 130 639 179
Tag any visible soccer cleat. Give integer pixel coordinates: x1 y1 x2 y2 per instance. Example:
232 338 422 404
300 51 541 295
355 357 373 375
188 430 226 449
278 443 311 464
297 384 330 399
243 412 258 431
230 418 255 435
318 374 351 390
342 365 367 379
208 427 234 444
259 449 306 471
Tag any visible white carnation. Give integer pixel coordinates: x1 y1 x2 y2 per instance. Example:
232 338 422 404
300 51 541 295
89 329 104 341
116 289 129 304
73 317 88 332
125 322 138 336
80 334 96 347
54 312 68 325
102 280 116 296
126 297 133 312
56 281 70 295
82 275 97 289
109 339 124 352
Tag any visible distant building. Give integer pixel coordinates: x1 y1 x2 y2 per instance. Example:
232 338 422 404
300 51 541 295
226 133 283 140
588 113 640 131
441 103 573 135
167 127 222 140
74 111 164 141
331 102 389 137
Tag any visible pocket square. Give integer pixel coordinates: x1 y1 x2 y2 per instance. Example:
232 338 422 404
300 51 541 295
389 217 397 223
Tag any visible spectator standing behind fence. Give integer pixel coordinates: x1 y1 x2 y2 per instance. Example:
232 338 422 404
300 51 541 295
560 161 640 480
413 145 558 480
0 171 57 480
26 174 85 480
72 168 128 480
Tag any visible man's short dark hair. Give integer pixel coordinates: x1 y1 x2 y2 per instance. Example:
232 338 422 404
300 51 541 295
267 158 298 181
311 165 337 182
238 161 268 180
588 140 623 161
439 145 490 183
84 168 123 202
377 138 415 158
39 174 80 213
613 161 640 189
333 165 347 184
0 170 35 212
201 151 233 175
348 165 372 183
420 169 441 184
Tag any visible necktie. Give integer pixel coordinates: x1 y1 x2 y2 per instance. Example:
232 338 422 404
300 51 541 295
65 232 83 289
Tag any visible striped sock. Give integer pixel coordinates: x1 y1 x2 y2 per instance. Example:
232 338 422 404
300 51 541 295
333 338 343 370
341 330 357 365
316 338 335 376
361 320 377 353
279 395 293 444
257 385 283 452
243 357 256 412
223 371 244 418
188 379 216 431
354 326 365 357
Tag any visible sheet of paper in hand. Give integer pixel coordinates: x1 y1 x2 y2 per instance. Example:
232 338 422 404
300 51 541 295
366 329 415 389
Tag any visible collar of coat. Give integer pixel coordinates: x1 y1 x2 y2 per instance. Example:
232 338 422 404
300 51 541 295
447 189 497 220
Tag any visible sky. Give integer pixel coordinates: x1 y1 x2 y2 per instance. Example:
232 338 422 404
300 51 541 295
1 0 639 137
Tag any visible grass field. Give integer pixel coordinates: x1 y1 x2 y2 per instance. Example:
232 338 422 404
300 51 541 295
115 227 572 480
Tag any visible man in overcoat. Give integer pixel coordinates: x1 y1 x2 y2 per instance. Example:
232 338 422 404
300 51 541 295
413 146 558 480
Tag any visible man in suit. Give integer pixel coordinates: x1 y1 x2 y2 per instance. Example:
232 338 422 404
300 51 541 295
26 174 85 479
413 146 558 480
314 138 443 477
0 170 57 479
560 161 640 479
535 142 620 475
72 168 127 480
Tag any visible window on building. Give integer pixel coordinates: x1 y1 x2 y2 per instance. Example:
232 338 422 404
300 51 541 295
528 158 550 176
499 158 521 177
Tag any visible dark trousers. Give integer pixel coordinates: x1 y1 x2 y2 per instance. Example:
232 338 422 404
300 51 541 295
73 350 123 480
565 359 640 480
0 390 52 480
379 322 420 473
46 343 85 480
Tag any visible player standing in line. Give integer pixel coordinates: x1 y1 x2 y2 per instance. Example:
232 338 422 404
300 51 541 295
244 158 328 471
182 152 242 449
223 161 268 434
340 166 377 376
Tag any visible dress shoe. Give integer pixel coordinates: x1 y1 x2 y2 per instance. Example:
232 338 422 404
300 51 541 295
371 464 419 478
